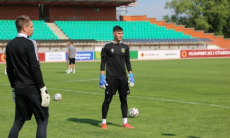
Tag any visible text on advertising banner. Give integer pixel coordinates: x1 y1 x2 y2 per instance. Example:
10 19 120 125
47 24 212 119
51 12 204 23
138 50 180 59
94 51 101 60
38 53 45 61
181 49 230 58
75 52 94 60
0 53 6 62
45 52 66 62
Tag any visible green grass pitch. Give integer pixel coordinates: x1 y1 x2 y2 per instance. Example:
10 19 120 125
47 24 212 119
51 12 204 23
0 58 230 138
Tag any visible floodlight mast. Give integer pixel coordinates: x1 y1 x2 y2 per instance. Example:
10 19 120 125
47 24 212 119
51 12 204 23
116 0 137 21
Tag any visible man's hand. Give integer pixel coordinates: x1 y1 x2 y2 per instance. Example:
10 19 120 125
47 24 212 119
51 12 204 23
128 73 135 87
99 75 108 89
12 88 15 103
40 86 50 107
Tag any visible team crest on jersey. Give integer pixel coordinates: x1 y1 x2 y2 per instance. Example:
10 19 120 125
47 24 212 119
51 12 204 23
111 48 114 53
121 48 125 53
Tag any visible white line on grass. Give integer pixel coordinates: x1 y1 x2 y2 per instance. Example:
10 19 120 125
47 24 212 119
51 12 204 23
48 78 98 83
1 84 228 109
49 88 230 109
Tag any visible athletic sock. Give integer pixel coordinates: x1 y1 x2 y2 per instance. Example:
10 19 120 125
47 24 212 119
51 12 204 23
73 69 75 73
123 118 127 124
102 119 106 124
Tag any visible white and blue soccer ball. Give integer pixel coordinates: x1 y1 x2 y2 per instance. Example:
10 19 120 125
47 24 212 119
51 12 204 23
128 107 139 117
54 93 62 101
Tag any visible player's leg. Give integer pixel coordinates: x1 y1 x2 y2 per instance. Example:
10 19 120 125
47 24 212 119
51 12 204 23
72 60 76 74
28 92 49 137
119 94 128 120
101 94 113 129
5 66 7 75
118 78 134 128
8 94 33 138
70 63 73 72
102 94 113 120
101 78 118 129
36 119 48 138
65 59 69 72
8 120 25 138
67 60 71 74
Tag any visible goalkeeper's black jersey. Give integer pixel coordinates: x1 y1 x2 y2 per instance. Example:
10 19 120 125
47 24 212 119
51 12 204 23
6 33 45 93
100 41 132 79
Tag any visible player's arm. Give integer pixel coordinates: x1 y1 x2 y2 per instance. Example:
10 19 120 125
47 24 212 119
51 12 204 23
6 48 15 88
99 46 108 89
28 41 45 88
67 50 69 60
28 41 50 107
125 46 134 87
74 47 76 57
6 46 16 102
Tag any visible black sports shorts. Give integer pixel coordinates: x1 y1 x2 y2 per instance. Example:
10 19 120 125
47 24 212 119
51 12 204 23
105 77 130 95
15 92 49 121
68 58 75 65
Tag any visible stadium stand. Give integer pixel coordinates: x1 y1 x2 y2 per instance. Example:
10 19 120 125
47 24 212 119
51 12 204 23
0 20 58 40
121 15 230 49
55 21 192 41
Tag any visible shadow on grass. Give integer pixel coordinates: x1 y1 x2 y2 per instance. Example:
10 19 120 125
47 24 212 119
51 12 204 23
56 72 66 74
67 118 120 127
187 136 200 138
162 133 176 136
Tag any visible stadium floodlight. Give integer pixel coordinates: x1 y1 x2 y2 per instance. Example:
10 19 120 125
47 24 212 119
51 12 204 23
128 0 137 7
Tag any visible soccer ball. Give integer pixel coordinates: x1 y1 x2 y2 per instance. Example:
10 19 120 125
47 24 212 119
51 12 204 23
54 93 62 101
128 107 139 117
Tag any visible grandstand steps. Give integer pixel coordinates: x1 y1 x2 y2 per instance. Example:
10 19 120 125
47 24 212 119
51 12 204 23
45 23 68 40
121 15 230 49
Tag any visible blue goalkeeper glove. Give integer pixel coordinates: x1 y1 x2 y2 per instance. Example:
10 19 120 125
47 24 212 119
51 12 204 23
128 73 135 87
99 75 108 89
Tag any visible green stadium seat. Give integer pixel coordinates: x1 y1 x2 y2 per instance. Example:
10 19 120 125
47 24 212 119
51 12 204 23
0 20 59 40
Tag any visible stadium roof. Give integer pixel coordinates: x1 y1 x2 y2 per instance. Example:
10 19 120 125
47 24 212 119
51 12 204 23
0 0 136 6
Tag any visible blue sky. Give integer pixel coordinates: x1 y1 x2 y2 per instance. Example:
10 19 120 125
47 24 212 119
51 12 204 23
126 0 173 20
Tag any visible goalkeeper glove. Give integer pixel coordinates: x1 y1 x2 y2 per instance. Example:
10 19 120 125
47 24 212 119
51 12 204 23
40 86 50 107
128 73 135 87
99 75 108 89
12 88 15 103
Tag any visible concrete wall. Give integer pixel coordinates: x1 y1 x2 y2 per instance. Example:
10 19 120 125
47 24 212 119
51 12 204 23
0 4 39 20
47 6 116 22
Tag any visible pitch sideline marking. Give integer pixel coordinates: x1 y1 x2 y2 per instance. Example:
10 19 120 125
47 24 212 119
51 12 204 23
49 88 230 109
48 78 98 83
1 84 228 109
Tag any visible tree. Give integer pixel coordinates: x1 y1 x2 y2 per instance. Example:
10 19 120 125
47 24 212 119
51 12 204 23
164 0 230 37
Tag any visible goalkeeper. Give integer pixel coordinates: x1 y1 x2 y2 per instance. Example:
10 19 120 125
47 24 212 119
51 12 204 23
6 15 50 138
99 26 135 129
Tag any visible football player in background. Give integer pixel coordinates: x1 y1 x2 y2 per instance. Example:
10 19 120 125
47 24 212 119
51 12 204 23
66 39 76 74
99 26 135 129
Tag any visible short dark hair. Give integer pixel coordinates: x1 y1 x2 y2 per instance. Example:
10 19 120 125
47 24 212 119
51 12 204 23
15 15 31 32
67 39 73 44
113 26 123 32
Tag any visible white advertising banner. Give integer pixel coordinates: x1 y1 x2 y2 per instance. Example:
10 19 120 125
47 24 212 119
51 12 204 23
138 50 180 59
45 52 66 62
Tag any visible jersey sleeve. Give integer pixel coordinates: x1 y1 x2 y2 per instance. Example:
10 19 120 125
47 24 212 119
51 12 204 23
6 45 15 88
100 45 107 71
125 45 132 72
28 40 45 89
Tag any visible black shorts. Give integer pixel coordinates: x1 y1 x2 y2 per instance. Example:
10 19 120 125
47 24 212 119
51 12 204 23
68 58 75 65
15 92 49 121
105 78 130 95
